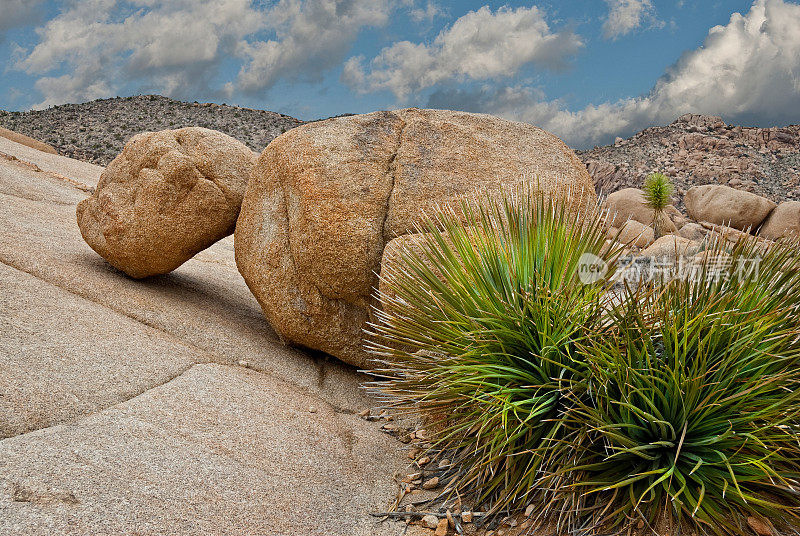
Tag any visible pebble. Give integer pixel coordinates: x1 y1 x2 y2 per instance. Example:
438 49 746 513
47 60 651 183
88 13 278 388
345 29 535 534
417 456 430 465
524 504 535 517
237 360 250 367
422 477 439 490
308 406 317 413
461 511 473 523
408 448 422 459
421 515 439 529
438 458 450 468
358 409 370 418
435 518 449 536
446 510 455 528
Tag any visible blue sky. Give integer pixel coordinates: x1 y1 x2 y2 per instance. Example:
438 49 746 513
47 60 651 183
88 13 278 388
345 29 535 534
1 0 799 148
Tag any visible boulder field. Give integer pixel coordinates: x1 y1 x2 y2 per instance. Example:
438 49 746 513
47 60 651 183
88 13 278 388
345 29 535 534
234 108 597 368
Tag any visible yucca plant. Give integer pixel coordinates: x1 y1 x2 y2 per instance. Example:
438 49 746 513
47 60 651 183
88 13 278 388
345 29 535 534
367 187 621 517
565 235 800 534
642 172 675 239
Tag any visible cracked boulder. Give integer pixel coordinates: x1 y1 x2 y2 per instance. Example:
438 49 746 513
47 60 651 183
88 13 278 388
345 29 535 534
234 108 596 367
77 127 256 278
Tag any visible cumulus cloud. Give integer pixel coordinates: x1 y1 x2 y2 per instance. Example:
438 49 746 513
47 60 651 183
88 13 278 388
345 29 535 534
236 0 392 93
14 0 397 107
602 0 660 40
342 5 582 99
431 0 800 148
0 0 45 40
18 0 265 107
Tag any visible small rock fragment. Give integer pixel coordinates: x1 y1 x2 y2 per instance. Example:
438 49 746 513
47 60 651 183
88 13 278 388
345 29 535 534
237 360 250 368
438 458 450 468
308 406 317 413
422 477 440 490
408 447 422 459
435 518 449 536
461 511 473 523
417 456 430 465
524 504 535 517
422 514 439 529
358 409 370 418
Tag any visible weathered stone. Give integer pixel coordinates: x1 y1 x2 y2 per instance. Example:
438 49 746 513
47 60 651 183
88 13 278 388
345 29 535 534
641 235 693 258
684 185 776 231
616 219 654 248
759 201 800 240
77 127 256 278
676 222 707 241
235 108 596 367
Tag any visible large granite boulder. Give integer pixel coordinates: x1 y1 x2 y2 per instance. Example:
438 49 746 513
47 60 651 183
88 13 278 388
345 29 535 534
77 127 256 278
235 108 596 368
684 184 776 231
758 201 800 240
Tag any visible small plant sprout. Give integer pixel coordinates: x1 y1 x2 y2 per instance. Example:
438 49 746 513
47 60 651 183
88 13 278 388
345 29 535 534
643 172 675 239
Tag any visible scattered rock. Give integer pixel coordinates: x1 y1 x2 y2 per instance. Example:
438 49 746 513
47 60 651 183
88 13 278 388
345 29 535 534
461 511 473 523
684 185 776 231
435 518 449 536
676 222 707 241
641 235 693 258
617 220 655 247
759 201 800 240
422 515 440 529
234 108 596 368
422 477 440 490
77 127 256 278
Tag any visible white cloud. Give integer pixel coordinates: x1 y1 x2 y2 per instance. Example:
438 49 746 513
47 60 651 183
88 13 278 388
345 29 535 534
236 0 392 93
14 0 397 108
342 5 582 99
602 0 660 40
0 0 44 37
18 0 264 108
409 2 444 23
434 0 800 148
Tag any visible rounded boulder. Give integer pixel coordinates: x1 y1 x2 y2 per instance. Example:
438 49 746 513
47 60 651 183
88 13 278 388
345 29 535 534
77 127 256 278
684 184 776 232
234 108 596 367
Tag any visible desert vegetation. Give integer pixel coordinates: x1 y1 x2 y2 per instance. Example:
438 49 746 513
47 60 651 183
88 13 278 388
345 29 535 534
370 188 800 535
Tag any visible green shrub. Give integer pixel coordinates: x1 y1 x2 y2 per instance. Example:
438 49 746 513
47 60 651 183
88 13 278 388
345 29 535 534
368 188 618 515
566 237 800 534
370 188 800 534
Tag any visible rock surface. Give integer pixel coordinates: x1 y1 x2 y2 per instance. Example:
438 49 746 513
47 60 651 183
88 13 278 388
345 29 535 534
0 146 424 536
235 108 596 368
77 127 256 278
641 235 694 258
616 219 654 247
759 201 800 240
0 127 57 154
684 184 776 231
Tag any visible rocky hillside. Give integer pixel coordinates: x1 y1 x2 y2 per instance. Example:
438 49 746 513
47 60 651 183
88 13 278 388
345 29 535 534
0 95 302 165
579 114 800 209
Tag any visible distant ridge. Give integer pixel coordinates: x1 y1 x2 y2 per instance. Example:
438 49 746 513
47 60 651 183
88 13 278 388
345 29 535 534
578 114 800 208
0 95 302 165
